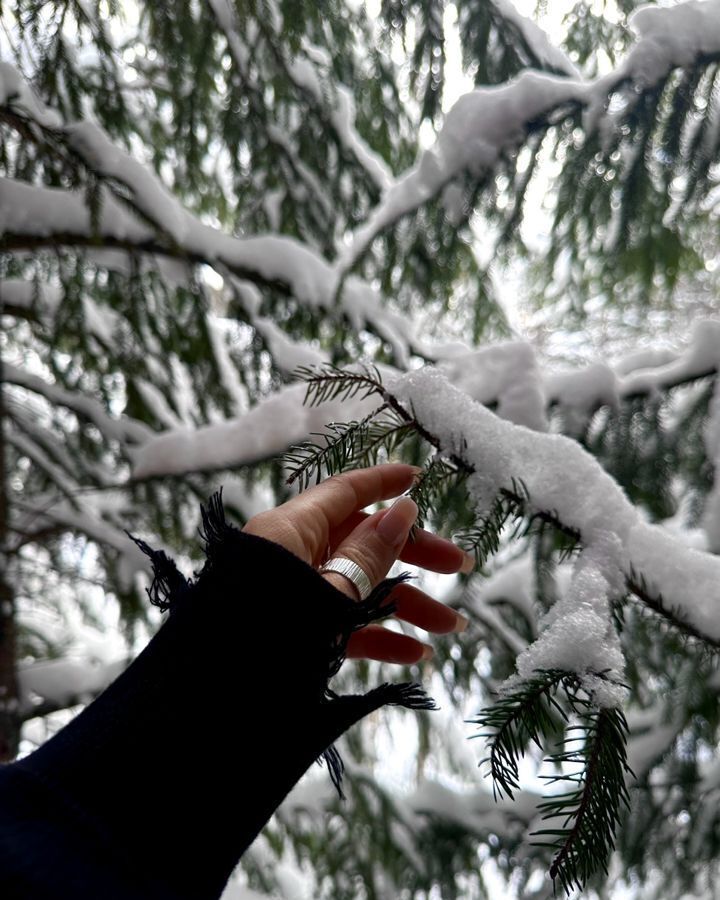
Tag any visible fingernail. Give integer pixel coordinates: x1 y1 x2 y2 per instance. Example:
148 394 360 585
409 465 423 475
421 643 434 660
376 496 418 547
459 551 475 575
454 612 469 633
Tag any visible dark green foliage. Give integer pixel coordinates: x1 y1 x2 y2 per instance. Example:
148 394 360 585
458 0 574 87
471 668 570 802
471 670 632 895
284 405 413 489
292 363 386 409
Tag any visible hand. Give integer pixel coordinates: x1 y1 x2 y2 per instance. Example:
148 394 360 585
242 463 472 664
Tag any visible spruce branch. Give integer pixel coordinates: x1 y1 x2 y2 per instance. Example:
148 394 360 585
536 704 632 895
283 405 413 489
291 363 386 408
453 479 528 567
468 668 569 801
471 671 632 894
624 565 720 654
407 458 463 534
290 367 720 660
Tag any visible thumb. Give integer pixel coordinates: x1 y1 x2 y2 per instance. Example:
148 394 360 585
320 496 418 600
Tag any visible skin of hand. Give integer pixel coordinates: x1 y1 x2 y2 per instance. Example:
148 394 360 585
242 463 473 665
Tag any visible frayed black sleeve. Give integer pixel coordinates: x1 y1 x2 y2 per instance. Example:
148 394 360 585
0 492 436 900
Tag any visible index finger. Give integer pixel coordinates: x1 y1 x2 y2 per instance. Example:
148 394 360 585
280 463 420 560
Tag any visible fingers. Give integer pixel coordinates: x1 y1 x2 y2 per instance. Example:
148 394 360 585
343 585 470 663
346 624 434 664
320 495 419 600
389 582 469 634
395 529 474 574
279 463 420 563
324 509 474 575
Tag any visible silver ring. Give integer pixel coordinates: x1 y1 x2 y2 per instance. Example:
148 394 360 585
319 557 373 601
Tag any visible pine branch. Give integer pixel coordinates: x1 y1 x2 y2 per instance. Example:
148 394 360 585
471 671 632 894
468 668 569 801
291 363 386 408
407 457 462 533
283 404 413 489
536 704 632 895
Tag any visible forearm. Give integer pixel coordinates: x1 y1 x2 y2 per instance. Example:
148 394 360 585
1 510 434 898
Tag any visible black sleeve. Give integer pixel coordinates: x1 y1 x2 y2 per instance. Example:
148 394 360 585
0 493 435 900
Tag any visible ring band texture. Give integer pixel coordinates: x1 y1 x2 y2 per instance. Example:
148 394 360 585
318 557 373 601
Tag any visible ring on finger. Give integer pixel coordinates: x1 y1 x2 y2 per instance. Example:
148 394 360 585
319 557 373 601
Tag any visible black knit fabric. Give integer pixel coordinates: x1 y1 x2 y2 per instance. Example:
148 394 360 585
0 497 436 899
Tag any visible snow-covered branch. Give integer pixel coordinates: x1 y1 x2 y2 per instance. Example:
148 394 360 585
206 0 392 193
336 0 720 276
132 324 720 481
18 656 128 722
4 362 150 447
389 366 720 667
0 65 423 366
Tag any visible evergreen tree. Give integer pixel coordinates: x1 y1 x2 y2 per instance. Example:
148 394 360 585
3 1 720 896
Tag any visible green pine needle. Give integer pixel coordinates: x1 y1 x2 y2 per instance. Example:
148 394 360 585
470 671 632 895
283 405 413 489
291 363 386 408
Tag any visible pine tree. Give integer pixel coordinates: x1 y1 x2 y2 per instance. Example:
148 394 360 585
3 1 720 897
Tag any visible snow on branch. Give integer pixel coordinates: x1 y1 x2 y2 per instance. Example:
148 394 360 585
207 0 392 193
18 656 128 722
3 362 150 446
0 64 421 367
0 279 62 321
546 318 720 415
131 323 720 482
132 378 380 479
487 0 580 79
336 0 720 275
388 365 720 655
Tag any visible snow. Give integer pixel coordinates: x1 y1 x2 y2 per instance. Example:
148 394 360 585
491 0 580 79
510 539 627 708
0 178 150 244
339 0 720 277
0 280 62 315
438 341 548 431
545 361 619 430
702 375 720 552
388 366 720 704
132 380 380 479
626 704 684 778
206 319 249 414
287 40 393 192
0 61 62 128
408 778 538 839
18 658 126 717
4 361 150 445
619 319 720 397
470 555 537 624
81 295 123 346
627 0 720 87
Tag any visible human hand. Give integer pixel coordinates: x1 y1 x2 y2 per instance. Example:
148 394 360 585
242 463 472 664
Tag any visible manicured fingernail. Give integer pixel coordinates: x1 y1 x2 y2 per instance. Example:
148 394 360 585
459 551 475 575
409 465 423 474
421 643 434 660
376 496 418 547
454 612 470 633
